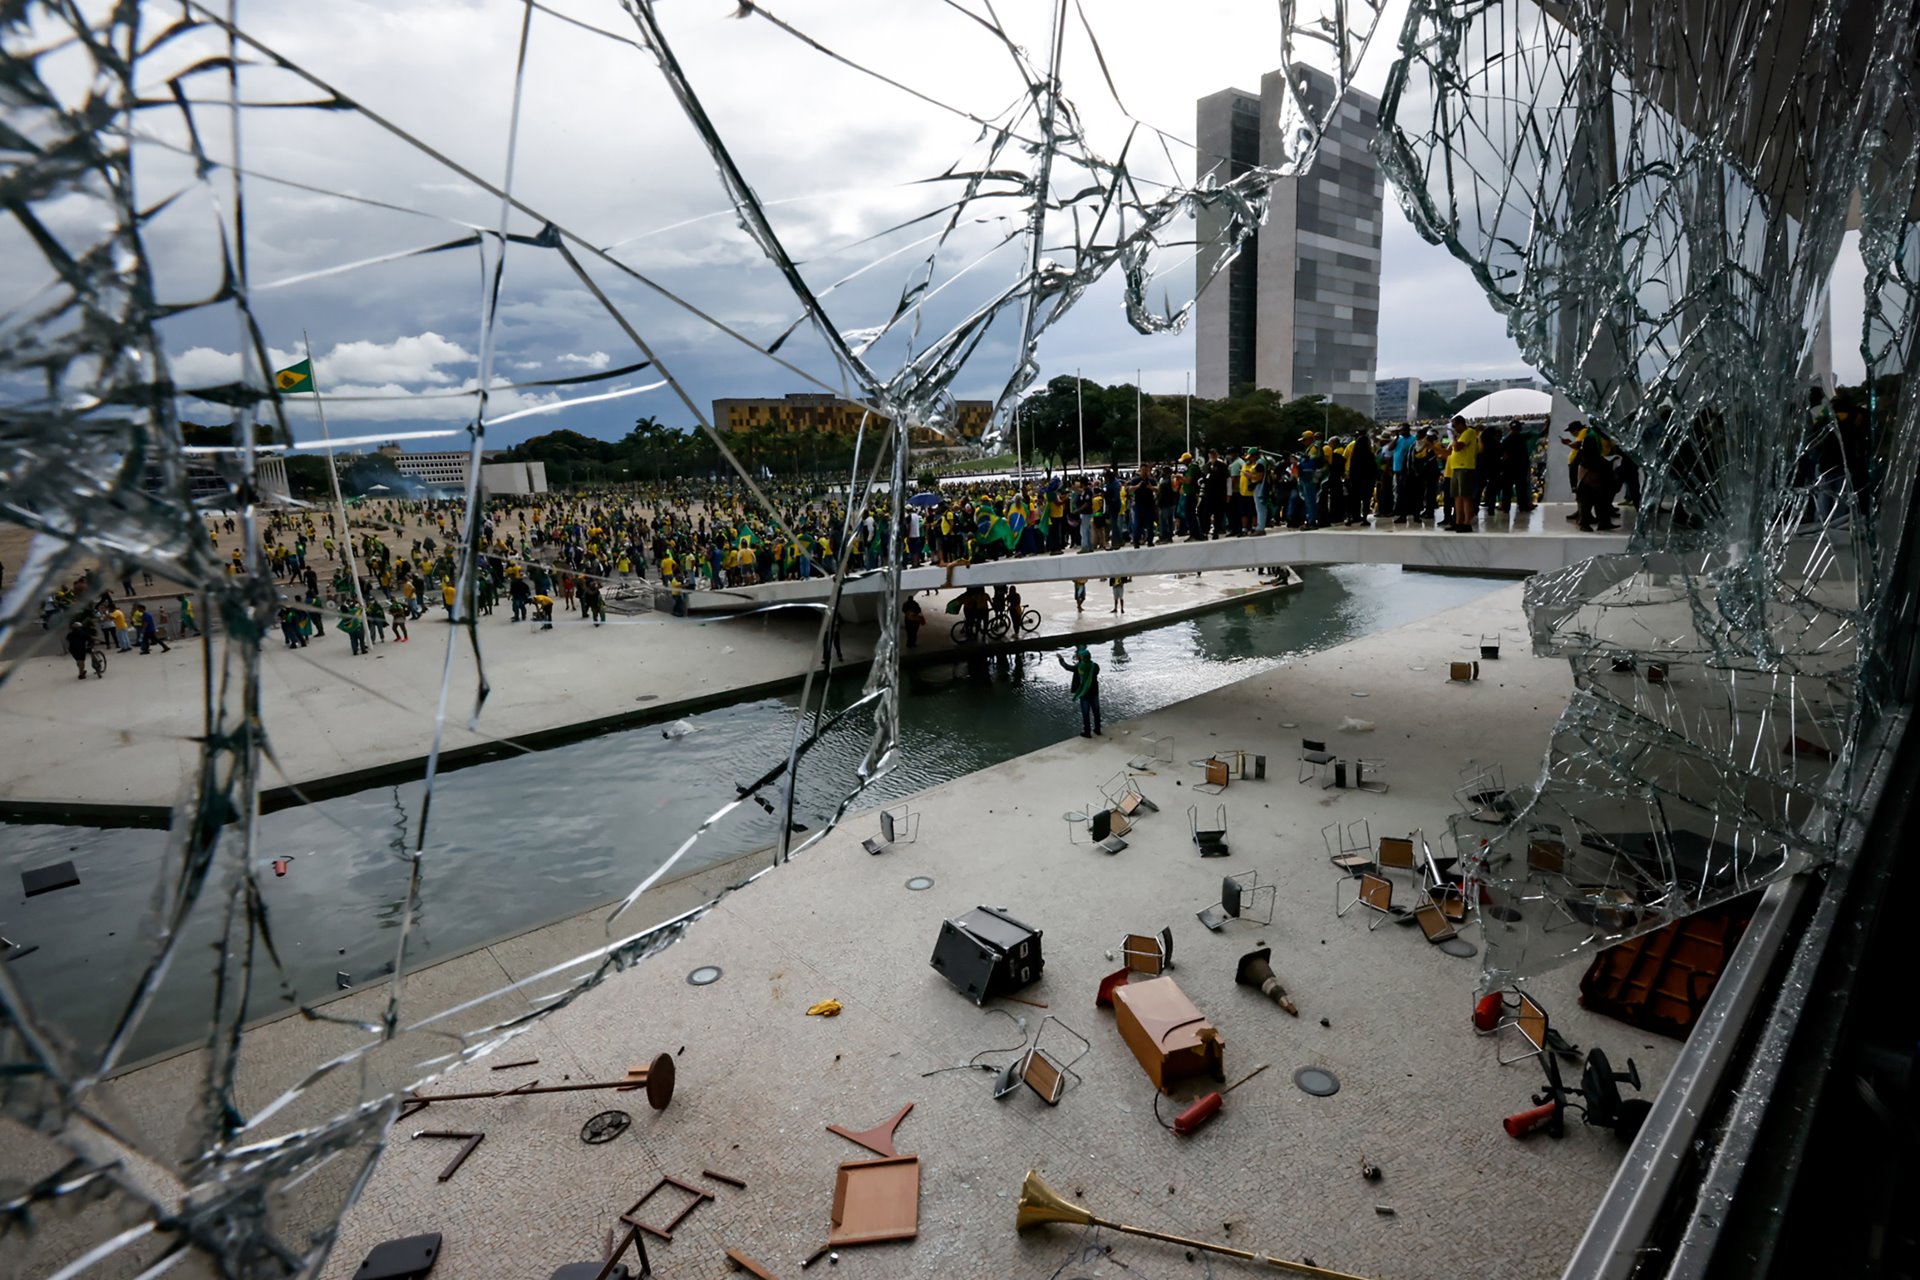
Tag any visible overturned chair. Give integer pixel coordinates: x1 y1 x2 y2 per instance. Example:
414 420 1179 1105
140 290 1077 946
1099 770 1159 817
1336 871 1400 931
1196 872 1275 931
1324 818 1374 876
1188 803 1229 857
992 1015 1091 1107
862 804 920 856
1119 926 1175 975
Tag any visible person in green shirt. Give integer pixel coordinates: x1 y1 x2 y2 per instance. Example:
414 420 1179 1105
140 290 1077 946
1057 644 1102 737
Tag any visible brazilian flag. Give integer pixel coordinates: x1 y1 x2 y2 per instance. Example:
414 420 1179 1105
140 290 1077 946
273 359 315 393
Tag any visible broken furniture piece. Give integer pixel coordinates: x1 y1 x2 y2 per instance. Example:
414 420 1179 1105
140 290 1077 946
354 1234 442 1280
929 906 1044 1005
1128 732 1174 770
1111 974 1225 1093
1089 807 1131 854
588 1225 652 1280
723 1249 778 1279
1099 770 1159 815
404 1064 678 1115
1375 834 1418 882
1412 900 1459 944
1504 1045 1650 1143
1323 819 1374 875
409 1130 483 1182
1188 803 1229 857
1193 756 1231 795
20 860 80 898
992 1015 1091 1106
1495 991 1552 1066
1335 873 1398 930
1297 737 1337 784
1195 873 1275 931
550 1263 632 1280
1094 966 1131 1008
827 1102 914 1157
1353 756 1388 793
1480 632 1501 659
862 804 919 855
581 1111 631 1144
1119 926 1175 975
1235 948 1298 1015
622 1175 715 1242
1449 660 1480 682
829 1155 921 1247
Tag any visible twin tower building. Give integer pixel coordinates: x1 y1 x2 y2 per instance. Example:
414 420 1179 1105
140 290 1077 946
1195 66 1385 419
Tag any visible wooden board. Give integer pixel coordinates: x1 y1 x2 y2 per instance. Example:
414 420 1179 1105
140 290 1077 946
829 1155 920 1246
724 1248 780 1279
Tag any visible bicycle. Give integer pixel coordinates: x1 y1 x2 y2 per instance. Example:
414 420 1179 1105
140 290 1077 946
1014 607 1042 635
950 612 1009 644
88 645 107 678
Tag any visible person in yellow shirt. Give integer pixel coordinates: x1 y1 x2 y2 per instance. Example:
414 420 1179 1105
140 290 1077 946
442 579 457 618
109 605 130 652
1448 416 1481 531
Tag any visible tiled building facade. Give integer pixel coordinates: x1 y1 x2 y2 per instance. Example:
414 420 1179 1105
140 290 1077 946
1195 66 1384 417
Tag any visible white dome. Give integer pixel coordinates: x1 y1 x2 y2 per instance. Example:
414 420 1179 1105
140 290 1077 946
1456 387 1552 419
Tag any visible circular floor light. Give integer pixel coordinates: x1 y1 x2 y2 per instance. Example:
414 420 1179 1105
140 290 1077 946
1294 1066 1341 1097
905 876 935 891
686 964 723 987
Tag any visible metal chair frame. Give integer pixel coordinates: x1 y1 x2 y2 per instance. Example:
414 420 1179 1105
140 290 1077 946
1335 871 1396 930
1298 737 1337 784
992 1015 1091 1106
1128 732 1175 771
1197 872 1274 930
862 804 920 855
1119 926 1175 975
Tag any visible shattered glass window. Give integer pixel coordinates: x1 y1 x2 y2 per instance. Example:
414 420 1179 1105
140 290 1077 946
0 3 1389 1274
1377 0 1920 986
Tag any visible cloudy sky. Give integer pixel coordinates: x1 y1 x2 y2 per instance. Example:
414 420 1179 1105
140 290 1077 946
51 0 1867 448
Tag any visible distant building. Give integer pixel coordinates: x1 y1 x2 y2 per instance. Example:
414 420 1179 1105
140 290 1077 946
712 392 991 445
480 460 548 495
1195 65 1384 416
1462 375 1543 397
378 446 469 490
1374 376 1421 422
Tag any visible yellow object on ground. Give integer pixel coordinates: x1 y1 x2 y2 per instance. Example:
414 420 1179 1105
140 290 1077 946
806 999 843 1017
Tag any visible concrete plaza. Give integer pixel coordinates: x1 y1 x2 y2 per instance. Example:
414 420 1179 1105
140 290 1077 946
0 565 1294 821
288 584 1673 1280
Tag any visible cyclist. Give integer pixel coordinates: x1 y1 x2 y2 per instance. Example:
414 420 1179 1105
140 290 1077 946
1006 584 1025 631
64 617 95 679
959 585 990 640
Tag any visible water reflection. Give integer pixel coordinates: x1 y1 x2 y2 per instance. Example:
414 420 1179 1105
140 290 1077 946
1 565 1505 1061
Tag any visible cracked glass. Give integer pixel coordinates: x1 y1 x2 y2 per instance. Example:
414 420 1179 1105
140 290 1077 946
1377 0 1920 987
0 3 1386 1275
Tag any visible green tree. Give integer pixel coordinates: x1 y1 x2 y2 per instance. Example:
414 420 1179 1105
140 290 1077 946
1417 387 1455 419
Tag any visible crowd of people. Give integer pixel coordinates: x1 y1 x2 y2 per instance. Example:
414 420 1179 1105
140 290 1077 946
33 412 1646 681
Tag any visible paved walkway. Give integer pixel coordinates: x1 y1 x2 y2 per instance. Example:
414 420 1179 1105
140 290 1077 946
0 569 1294 820
290 584 1675 1280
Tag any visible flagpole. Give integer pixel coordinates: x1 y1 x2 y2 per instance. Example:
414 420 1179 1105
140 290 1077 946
1076 369 1085 476
1121 368 1136 468
304 331 370 648
1185 371 1191 456
1014 399 1022 487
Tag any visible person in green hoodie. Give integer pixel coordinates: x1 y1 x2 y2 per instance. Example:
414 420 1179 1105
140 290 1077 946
1057 644 1102 737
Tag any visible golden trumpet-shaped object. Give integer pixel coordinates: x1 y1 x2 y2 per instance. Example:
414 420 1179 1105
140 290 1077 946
1015 1171 1369 1280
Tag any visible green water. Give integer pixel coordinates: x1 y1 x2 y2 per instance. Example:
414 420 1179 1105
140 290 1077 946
2 564 1508 1061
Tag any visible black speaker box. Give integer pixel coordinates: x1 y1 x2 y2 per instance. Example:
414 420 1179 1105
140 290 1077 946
929 905 1043 1004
